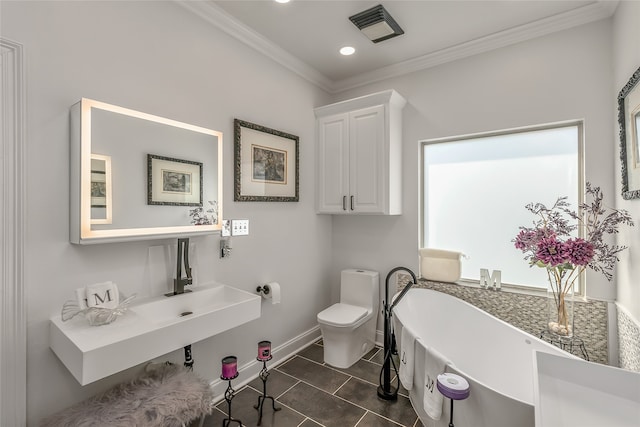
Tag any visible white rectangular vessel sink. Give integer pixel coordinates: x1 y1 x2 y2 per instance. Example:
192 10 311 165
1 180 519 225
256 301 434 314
50 283 261 385
132 285 257 325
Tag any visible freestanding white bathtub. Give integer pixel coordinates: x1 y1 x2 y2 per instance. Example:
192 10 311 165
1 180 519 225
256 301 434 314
392 288 572 427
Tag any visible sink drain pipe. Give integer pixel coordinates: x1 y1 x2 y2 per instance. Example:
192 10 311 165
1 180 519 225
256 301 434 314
184 345 194 370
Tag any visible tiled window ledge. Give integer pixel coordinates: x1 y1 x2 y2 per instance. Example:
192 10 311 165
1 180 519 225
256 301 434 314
617 305 640 371
397 276 608 364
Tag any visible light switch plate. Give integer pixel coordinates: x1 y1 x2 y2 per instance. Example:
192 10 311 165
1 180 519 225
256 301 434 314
221 220 231 237
232 219 249 236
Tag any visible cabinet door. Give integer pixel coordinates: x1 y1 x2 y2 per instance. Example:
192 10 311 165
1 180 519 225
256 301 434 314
349 105 385 213
317 113 350 213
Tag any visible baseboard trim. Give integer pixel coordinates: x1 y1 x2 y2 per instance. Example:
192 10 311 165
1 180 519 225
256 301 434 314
208 325 321 402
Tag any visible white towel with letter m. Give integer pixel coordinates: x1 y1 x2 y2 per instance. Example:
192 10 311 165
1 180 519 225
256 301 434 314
419 340 451 420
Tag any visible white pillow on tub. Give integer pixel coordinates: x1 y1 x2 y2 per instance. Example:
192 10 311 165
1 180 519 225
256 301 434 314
419 248 463 283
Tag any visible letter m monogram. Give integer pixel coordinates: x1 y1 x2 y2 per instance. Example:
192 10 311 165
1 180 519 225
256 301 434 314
480 268 501 290
425 375 435 393
92 289 113 305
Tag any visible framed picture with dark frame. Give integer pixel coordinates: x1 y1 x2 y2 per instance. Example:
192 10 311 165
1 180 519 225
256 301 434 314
90 154 112 225
619 65 640 200
234 119 299 202
147 154 203 206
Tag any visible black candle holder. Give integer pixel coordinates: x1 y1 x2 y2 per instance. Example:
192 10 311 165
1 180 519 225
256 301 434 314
220 373 242 427
253 356 281 426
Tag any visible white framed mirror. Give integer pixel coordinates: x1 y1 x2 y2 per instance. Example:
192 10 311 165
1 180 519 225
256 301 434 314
70 98 223 244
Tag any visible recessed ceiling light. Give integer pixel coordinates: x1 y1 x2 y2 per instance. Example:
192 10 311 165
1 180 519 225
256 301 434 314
275 0 290 3
339 46 355 56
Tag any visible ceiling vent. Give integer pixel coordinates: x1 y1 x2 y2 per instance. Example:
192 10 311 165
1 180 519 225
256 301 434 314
348 4 404 44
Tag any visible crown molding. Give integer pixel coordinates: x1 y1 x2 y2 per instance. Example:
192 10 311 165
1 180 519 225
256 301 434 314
332 1 618 92
176 0 335 92
177 1 618 94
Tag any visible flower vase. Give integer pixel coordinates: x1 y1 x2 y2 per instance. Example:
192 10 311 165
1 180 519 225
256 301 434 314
547 287 574 338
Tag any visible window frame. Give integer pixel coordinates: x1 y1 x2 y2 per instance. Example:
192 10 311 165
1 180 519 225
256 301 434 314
419 120 586 297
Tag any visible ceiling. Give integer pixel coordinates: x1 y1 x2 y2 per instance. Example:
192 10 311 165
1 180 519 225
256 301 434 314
179 1 618 93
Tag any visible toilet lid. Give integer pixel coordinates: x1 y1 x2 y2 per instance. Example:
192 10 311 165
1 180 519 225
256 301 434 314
317 303 368 327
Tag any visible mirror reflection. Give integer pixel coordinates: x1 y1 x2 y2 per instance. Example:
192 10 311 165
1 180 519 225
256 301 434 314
70 98 223 244
90 154 112 224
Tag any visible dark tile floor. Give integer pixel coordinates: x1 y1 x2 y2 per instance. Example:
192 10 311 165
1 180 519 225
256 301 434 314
196 340 423 427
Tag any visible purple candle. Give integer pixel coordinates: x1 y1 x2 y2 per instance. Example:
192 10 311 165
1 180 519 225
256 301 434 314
221 356 237 379
258 341 271 361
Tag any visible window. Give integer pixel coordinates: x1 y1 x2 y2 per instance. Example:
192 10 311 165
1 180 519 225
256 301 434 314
421 122 582 291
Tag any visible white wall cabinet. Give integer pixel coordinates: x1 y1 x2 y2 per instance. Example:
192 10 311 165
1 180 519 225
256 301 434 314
315 90 406 215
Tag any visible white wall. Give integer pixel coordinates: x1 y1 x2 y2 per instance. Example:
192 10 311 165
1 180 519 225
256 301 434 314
329 19 617 302
0 2 332 425
613 1 640 325
1 1 630 423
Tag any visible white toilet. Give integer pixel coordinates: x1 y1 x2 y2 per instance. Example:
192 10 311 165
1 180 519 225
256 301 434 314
317 269 380 369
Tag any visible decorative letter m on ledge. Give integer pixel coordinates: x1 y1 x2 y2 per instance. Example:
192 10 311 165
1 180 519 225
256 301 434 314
480 269 501 290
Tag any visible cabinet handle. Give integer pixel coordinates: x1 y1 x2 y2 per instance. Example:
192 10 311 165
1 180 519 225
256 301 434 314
350 195 354 211
342 195 347 211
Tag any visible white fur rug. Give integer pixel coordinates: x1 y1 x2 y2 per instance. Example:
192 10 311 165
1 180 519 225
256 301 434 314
41 363 213 427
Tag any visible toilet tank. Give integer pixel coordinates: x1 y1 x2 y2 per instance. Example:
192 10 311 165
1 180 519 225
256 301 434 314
340 269 379 310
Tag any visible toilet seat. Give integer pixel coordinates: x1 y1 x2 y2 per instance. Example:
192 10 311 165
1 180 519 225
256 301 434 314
317 303 368 327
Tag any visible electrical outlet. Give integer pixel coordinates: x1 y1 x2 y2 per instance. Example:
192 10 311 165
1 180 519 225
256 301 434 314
221 219 231 237
232 219 249 236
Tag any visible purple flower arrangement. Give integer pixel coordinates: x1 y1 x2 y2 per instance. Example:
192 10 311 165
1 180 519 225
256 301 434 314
514 183 633 336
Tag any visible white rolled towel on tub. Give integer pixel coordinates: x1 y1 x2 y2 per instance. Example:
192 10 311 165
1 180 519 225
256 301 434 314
419 248 463 283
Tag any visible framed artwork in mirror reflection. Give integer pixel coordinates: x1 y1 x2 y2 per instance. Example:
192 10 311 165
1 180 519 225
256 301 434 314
147 154 203 206
90 154 112 224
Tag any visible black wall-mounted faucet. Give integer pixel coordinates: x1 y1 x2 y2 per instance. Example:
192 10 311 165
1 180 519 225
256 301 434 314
166 238 192 296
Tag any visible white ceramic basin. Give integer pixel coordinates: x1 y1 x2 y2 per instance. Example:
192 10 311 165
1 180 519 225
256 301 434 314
534 351 640 427
130 285 257 325
50 283 261 385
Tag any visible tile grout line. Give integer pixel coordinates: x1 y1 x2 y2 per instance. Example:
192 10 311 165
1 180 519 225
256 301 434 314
334 377 416 427
309 376 409 426
352 411 368 426
332 373 354 397
275 378 302 400
251 373 330 426
295 353 327 366
273 356 382 427
217 345 418 427
286 349 417 426
355 409 409 427
240 381 322 427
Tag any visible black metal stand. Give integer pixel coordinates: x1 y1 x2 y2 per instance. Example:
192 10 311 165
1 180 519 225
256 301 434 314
221 374 242 427
448 398 455 427
377 312 398 400
539 330 590 361
254 357 281 426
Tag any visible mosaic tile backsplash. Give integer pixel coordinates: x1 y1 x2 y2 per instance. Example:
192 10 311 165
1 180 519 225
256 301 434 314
397 276 608 364
617 307 640 372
